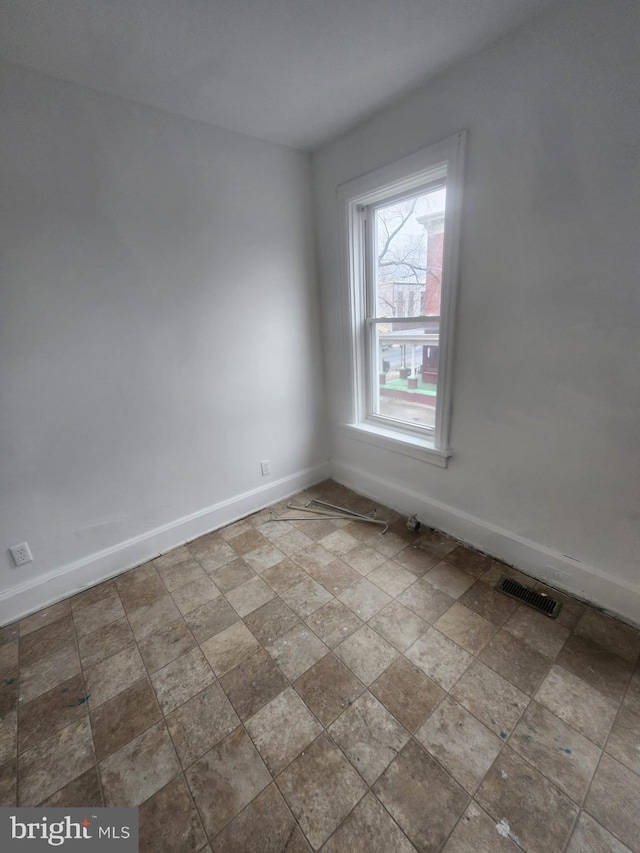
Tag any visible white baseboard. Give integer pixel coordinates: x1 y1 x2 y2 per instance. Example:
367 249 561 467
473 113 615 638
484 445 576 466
0 462 330 625
331 459 640 628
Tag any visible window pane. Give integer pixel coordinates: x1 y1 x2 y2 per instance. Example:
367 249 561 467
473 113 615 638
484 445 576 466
374 186 446 319
374 320 439 430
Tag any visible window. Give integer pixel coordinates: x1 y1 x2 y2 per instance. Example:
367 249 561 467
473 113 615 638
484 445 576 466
338 132 465 467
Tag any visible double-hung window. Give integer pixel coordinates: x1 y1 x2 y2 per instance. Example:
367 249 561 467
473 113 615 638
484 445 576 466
338 132 465 468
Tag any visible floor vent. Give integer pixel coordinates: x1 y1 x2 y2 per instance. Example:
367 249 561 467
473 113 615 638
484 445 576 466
497 576 562 618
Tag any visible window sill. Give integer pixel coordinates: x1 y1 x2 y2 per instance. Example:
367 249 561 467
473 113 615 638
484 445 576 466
341 422 452 468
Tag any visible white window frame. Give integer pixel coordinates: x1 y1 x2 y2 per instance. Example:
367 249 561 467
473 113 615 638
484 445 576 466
337 131 466 468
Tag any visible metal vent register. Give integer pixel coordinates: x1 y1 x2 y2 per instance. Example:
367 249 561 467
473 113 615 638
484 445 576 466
497 576 562 618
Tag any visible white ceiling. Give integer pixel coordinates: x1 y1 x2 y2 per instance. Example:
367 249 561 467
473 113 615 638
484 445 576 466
0 0 556 150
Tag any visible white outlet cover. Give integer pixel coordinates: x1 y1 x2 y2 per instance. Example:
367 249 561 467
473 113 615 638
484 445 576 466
9 542 33 566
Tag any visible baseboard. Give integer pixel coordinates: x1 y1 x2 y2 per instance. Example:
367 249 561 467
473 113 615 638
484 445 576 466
331 459 640 628
0 461 330 625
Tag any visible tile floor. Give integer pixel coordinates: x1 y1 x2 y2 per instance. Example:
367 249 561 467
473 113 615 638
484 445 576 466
1 480 639 852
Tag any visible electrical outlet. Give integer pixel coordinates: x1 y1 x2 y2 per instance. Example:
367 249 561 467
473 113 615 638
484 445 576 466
260 459 271 476
9 542 33 566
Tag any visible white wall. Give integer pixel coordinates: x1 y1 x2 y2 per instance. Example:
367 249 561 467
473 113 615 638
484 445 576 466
313 0 640 623
0 63 328 621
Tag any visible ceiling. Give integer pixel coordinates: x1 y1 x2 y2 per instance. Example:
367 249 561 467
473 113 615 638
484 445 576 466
0 0 556 151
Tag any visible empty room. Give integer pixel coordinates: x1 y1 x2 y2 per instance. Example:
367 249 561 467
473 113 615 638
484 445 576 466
0 0 638 850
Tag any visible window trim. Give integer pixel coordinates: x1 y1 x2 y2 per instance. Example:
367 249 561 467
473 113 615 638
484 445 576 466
336 131 466 467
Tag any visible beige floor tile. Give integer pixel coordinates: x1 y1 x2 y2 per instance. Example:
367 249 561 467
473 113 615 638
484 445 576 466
19 642 81 703
566 811 633 853
84 644 146 708
228 528 271 556
266 623 328 681
127 595 182 641
373 740 468 853
292 543 336 573
275 529 316 557
398 579 455 623
293 653 364 726
188 535 237 572
584 754 640 853
19 616 75 667
78 617 136 670
155 555 207 593
100 720 180 807
393 545 440 578
0 759 16 807
368 600 427 652
458 580 518 626
575 610 640 663
219 520 254 542
260 558 308 593
369 531 411 559
510 701 601 802
451 660 528 738
434 602 497 654
318 529 361 556
166 683 239 768
338 577 391 621
625 667 640 715
137 619 196 672
91 677 161 761
219 648 288 720
150 646 215 714
73 593 126 638
201 622 260 677
304 599 362 649
171 576 221 616
405 627 473 691
606 705 640 775
416 697 503 792
446 545 493 577
335 625 398 686
535 665 619 747
416 527 457 560
424 562 475 598
503 606 570 659
39 766 103 808
70 580 118 613
184 597 239 644
20 601 71 636
243 598 299 646
371 656 445 733
557 633 633 702
329 691 409 785
310 558 360 594
476 747 578 853
18 718 94 806
117 571 167 613
341 543 388 575
186 727 271 837
479 629 551 695
281 576 333 618
226 576 275 617
368 561 418 597
0 710 16 766
139 775 206 853
441 801 520 852
17 674 88 754
277 733 367 850
322 792 416 853
246 687 322 775
209 558 256 593
243 543 287 573
210 783 309 853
